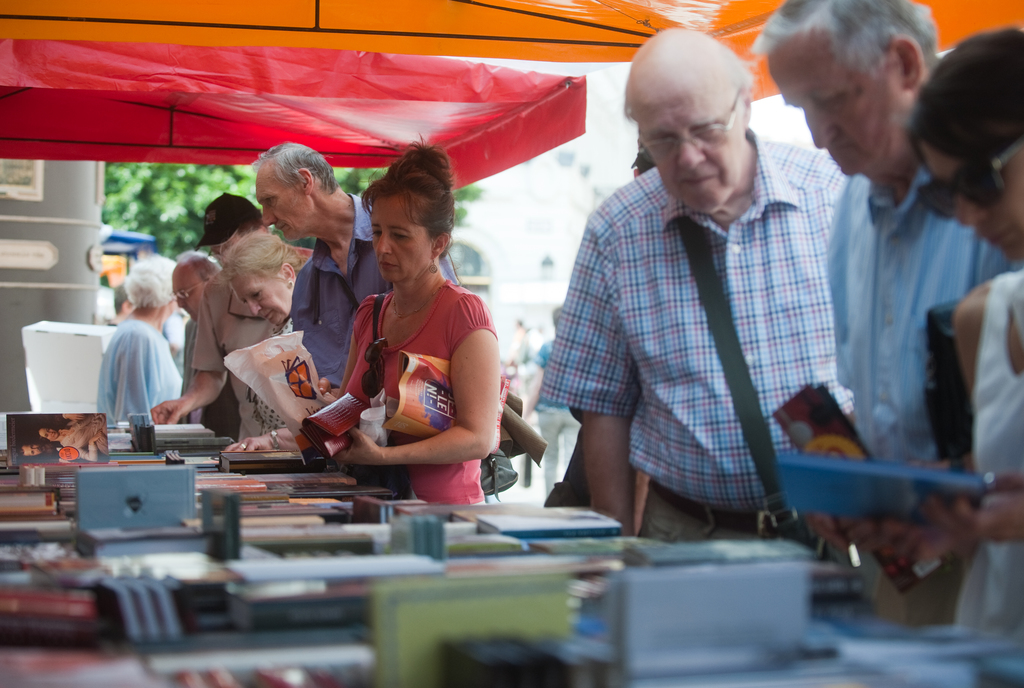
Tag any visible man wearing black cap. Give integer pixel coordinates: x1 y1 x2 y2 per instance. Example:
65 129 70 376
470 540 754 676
151 193 273 440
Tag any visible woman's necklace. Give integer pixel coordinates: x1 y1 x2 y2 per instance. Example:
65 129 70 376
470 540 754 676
392 283 444 318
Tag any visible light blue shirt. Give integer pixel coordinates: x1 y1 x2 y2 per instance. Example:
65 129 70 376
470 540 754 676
830 169 1012 463
98 319 183 424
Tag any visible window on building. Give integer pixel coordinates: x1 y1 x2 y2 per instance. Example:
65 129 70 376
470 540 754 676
449 241 491 301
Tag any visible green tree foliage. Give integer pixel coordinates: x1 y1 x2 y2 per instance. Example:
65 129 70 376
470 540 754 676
103 163 482 258
103 163 258 258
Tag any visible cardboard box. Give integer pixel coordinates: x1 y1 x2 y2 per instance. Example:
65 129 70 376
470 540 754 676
22 321 116 413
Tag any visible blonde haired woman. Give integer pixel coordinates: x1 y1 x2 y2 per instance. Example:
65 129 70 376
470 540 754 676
219 232 308 450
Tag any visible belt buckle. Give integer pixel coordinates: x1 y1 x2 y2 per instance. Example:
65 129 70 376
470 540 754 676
758 508 797 538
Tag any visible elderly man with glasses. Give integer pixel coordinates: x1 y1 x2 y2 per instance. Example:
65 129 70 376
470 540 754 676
152 194 274 442
755 0 1015 625
542 29 848 542
170 250 240 439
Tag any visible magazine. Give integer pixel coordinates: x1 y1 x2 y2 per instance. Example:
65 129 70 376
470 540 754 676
6 413 109 464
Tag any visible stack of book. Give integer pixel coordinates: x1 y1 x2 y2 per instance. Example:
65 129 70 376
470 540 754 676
0 586 98 646
0 485 61 523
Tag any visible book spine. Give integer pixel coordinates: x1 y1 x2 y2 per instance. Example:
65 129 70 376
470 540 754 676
0 595 96 619
501 527 622 539
232 597 366 631
0 614 98 646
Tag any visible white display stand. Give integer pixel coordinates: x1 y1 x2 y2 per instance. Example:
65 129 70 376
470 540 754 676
22 321 116 413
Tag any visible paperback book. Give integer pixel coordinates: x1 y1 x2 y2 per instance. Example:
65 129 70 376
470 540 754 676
384 352 456 438
773 385 965 593
300 394 369 458
6 413 109 465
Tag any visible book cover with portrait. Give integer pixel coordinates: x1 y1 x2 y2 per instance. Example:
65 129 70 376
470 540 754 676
7 413 110 464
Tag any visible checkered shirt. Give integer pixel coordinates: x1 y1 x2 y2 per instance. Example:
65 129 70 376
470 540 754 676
542 137 852 511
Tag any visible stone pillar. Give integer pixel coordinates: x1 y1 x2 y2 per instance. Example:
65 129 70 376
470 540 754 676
0 160 103 411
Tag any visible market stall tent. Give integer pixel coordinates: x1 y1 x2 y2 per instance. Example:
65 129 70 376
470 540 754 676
3 0 1023 99
0 40 586 185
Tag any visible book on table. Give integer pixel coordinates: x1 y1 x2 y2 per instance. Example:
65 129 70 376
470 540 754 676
76 526 207 558
474 511 622 539
227 580 368 632
6 413 109 465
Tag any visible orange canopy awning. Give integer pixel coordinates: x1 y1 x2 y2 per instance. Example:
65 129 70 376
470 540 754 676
2 1 1022 99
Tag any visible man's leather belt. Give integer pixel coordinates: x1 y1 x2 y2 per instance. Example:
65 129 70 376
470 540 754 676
650 481 776 537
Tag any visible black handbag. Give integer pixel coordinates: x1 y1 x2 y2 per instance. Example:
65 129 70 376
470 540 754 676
480 450 519 497
925 302 973 463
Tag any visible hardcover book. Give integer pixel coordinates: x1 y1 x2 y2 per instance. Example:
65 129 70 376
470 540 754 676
474 512 622 539
371 574 571 688
219 450 316 474
75 465 196 531
228 580 368 631
777 452 989 522
76 526 207 558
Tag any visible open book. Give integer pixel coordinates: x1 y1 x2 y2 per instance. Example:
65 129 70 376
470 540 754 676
300 394 369 459
773 384 964 593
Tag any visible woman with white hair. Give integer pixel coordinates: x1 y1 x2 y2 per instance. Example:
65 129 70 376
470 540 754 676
98 255 183 423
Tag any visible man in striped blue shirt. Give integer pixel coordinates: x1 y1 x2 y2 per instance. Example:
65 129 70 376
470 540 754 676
758 0 1012 624
542 30 849 540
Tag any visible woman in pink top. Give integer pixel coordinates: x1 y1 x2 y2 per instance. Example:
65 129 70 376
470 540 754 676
333 144 500 504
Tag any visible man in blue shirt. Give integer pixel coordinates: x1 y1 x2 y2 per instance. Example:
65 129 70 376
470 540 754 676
757 0 1012 624
254 143 455 387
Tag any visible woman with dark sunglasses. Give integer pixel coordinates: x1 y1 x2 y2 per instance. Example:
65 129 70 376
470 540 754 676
896 28 1024 642
331 143 501 504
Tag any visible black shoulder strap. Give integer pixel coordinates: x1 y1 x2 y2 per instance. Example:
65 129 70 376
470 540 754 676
673 216 790 518
372 293 386 339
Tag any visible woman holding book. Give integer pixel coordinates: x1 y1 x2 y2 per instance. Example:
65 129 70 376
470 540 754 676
842 29 1024 642
331 143 500 504
219 232 308 450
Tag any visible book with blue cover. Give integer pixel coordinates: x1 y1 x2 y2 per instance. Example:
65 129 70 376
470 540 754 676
777 452 990 523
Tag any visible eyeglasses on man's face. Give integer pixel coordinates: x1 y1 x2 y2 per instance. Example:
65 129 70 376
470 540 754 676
640 91 742 163
919 132 1024 218
173 279 207 302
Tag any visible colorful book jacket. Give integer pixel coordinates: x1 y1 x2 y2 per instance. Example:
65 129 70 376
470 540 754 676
7 413 109 465
773 384 951 593
384 353 456 439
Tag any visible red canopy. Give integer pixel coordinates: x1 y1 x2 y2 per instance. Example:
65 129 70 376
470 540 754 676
0 40 587 185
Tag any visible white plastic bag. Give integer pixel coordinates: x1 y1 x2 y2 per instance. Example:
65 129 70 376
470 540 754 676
359 389 389 447
224 331 326 437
